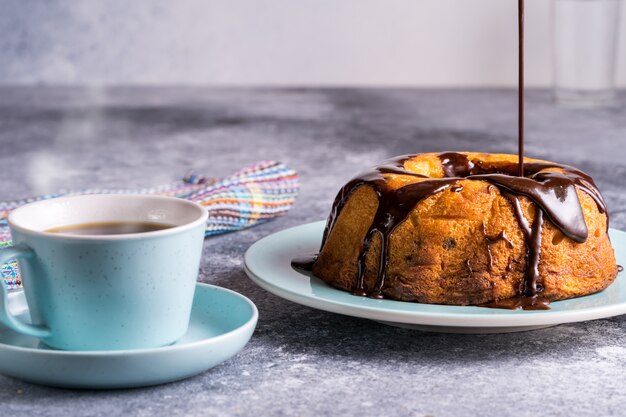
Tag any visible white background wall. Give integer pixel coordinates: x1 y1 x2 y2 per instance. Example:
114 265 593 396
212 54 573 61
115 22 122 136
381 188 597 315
1 0 625 87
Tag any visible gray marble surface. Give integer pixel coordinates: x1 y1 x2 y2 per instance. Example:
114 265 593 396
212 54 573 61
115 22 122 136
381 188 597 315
0 87 625 417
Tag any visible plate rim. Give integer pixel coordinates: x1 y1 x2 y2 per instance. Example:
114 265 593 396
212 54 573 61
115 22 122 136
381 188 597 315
244 221 626 329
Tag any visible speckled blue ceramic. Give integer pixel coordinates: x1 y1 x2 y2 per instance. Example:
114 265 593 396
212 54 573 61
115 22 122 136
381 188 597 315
0 195 208 350
0 283 258 389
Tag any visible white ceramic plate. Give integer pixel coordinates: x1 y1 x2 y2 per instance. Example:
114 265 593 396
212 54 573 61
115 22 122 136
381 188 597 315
0 283 258 389
244 221 626 333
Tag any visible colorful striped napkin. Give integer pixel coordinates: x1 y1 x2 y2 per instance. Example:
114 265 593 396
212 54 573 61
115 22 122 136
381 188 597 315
1 161 299 289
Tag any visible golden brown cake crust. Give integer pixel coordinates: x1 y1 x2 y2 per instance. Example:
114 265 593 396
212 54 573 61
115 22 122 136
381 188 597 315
313 153 618 306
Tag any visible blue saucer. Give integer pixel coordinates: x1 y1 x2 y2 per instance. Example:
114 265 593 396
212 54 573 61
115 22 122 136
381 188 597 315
0 283 258 389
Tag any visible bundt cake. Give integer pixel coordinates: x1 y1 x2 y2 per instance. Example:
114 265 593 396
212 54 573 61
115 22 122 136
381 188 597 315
304 152 618 310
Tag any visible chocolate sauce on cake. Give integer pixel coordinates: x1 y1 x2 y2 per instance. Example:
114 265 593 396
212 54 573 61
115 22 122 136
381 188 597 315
305 153 606 307
291 254 318 273
483 225 514 272
479 295 550 311
292 0 613 310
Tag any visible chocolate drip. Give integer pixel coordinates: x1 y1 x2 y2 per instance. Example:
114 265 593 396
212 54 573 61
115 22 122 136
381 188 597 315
524 209 544 296
435 151 599 242
470 169 588 242
504 193 531 236
440 152 475 177
450 185 464 193
485 247 496 272
501 192 543 295
480 295 550 311
320 155 426 252
303 151 608 309
483 223 514 272
434 154 607 242
315 155 459 297
352 176 458 297
485 230 514 248
291 254 318 273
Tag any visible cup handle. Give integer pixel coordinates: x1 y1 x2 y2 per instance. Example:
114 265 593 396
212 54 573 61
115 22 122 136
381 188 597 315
0 244 51 338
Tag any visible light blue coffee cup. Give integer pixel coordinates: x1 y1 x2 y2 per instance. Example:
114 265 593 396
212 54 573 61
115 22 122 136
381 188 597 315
0 195 208 351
